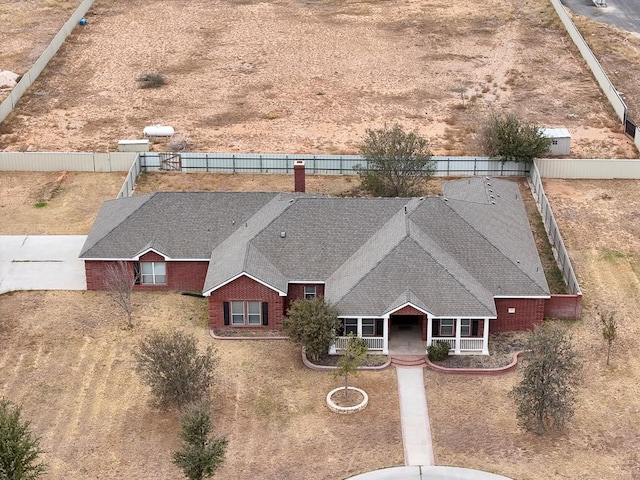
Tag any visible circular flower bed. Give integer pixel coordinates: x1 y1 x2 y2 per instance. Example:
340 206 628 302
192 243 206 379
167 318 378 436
326 387 368 414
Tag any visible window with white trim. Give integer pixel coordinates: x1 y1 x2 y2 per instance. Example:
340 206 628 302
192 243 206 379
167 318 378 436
362 318 383 336
231 301 262 325
460 319 471 337
304 286 317 300
342 318 357 335
440 318 454 336
140 261 166 285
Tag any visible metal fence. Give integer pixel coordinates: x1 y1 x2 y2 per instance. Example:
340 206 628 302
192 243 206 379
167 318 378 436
116 153 141 199
0 151 137 172
536 157 640 179
138 152 530 176
0 0 97 124
529 161 581 295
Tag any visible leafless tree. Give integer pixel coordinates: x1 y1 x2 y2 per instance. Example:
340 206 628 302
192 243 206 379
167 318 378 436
599 310 617 366
104 261 135 328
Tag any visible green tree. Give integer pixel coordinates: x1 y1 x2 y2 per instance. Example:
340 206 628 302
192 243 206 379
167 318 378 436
0 398 46 480
283 297 340 362
479 112 552 164
599 310 617 366
173 402 227 480
510 325 582 434
355 123 434 197
334 335 368 397
134 330 218 410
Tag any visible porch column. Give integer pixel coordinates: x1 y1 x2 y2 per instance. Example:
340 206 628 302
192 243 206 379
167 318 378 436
482 318 490 355
426 316 433 348
382 316 389 354
454 317 462 354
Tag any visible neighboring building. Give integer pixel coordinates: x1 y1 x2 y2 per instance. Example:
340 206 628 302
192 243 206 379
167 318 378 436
80 177 550 355
540 127 572 156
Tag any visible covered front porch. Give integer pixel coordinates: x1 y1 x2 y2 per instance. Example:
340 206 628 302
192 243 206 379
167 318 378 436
329 313 491 356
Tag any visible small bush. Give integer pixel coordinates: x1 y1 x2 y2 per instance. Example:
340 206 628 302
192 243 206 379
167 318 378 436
137 73 166 89
33 202 47 208
427 341 450 361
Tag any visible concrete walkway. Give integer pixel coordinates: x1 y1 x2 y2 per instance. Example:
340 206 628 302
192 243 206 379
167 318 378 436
0 235 87 293
395 366 435 466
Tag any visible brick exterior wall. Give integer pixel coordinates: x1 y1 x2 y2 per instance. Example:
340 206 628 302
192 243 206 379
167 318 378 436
284 283 325 313
84 256 208 293
492 298 546 332
208 275 284 330
545 294 582 319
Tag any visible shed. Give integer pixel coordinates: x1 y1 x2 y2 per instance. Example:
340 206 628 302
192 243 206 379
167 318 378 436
540 128 571 156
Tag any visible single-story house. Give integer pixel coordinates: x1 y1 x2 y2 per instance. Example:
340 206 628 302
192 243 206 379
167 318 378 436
80 176 550 355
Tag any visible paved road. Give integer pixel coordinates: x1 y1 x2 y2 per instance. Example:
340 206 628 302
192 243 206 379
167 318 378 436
0 235 87 294
561 0 640 35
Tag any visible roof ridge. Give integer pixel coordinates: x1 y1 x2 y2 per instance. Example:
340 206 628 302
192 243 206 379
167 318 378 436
436 198 548 293
324 201 415 304
79 192 157 257
408 222 496 313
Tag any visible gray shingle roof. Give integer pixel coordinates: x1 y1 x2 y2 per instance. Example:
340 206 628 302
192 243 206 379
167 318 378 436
80 192 278 259
81 178 550 317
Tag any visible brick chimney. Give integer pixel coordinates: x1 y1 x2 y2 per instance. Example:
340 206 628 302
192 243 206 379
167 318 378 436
294 160 305 193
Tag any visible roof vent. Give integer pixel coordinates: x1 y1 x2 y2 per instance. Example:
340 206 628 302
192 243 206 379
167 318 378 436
280 231 286 238
443 198 448 202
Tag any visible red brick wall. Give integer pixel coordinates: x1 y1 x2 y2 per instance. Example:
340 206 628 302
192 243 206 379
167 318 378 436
84 259 208 293
393 305 425 316
492 298 546 332
284 283 325 313
545 294 582 319
208 275 284 329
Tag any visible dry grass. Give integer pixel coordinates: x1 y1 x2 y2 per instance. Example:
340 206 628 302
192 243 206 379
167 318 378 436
426 179 640 479
0 171 125 234
0 291 403 479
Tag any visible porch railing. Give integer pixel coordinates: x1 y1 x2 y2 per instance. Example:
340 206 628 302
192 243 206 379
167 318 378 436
333 336 385 351
431 337 484 352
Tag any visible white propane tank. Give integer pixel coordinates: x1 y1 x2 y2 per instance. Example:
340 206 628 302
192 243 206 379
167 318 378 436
143 125 175 137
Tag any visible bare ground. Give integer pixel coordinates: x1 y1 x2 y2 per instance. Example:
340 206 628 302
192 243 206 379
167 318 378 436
0 171 125 234
0 0 637 158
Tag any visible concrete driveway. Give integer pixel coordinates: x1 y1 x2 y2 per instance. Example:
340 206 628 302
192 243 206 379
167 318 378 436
561 0 640 35
0 236 87 294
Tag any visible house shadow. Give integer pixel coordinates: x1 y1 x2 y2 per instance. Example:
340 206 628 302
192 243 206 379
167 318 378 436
388 322 427 355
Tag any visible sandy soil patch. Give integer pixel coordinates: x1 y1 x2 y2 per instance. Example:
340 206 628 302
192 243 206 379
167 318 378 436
426 179 640 479
0 290 403 479
0 171 125 234
0 0 636 158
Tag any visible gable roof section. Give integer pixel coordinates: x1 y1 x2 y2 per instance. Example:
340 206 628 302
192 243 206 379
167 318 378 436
332 237 497 317
80 192 278 260
248 197 408 280
202 194 296 295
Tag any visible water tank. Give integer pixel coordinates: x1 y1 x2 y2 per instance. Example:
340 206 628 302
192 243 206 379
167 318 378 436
143 125 175 137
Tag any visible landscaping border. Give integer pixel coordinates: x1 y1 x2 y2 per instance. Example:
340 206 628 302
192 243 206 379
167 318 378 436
301 349 392 371
209 328 288 341
425 351 524 375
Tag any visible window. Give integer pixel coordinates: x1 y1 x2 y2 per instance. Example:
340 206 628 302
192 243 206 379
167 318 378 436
440 319 454 336
140 261 166 285
304 286 317 300
231 301 262 325
362 318 375 336
343 318 357 335
460 319 471 337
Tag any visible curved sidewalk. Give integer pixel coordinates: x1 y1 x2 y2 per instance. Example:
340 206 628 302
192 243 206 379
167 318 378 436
395 366 434 466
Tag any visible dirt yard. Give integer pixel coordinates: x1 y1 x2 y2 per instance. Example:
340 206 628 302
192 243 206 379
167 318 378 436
426 178 640 479
0 0 637 158
0 291 403 479
0 171 125 234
